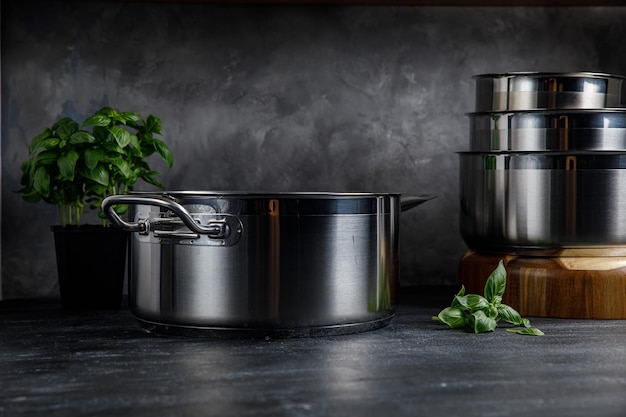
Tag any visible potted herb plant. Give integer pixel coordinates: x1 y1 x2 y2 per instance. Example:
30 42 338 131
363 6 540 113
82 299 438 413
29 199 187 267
18 106 174 310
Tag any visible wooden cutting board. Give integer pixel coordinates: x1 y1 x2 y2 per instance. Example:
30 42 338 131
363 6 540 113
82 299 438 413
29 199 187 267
458 250 626 319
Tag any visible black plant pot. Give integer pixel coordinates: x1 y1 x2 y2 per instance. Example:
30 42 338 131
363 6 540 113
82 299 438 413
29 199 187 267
52 225 129 310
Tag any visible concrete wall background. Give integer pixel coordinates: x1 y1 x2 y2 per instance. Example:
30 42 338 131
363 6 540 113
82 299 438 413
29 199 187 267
2 2 626 298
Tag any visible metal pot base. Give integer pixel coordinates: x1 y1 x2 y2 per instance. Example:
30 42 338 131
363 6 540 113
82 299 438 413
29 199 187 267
134 314 395 339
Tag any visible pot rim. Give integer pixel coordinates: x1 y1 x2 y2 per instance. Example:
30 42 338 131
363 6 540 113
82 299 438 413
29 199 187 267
128 191 404 199
472 71 626 80
467 108 626 117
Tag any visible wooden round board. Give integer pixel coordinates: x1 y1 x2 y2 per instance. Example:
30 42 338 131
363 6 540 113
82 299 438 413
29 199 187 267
458 250 626 319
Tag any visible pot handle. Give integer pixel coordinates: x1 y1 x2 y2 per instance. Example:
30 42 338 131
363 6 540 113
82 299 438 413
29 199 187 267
102 194 227 236
401 195 436 212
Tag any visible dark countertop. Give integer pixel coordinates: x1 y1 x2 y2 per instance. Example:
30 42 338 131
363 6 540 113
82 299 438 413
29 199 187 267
2 288 626 417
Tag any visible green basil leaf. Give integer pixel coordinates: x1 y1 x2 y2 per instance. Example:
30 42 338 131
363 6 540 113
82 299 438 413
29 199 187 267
33 166 50 197
97 106 119 119
437 306 467 329
85 183 107 195
82 114 111 128
146 114 162 133
69 130 95 145
57 150 80 181
484 260 507 304
34 150 59 166
454 293 489 313
110 158 132 178
121 112 142 123
39 138 61 149
109 126 132 148
54 119 79 139
487 304 499 319
20 188 42 203
80 165 109 186
84 148 105 170
129 134 141 150
153 138 174 168
469 310 497 333
140 171 164 189
51 117 78 133
20 157 35 179
507 327 544 336
28 129 52 154
497 303 525 326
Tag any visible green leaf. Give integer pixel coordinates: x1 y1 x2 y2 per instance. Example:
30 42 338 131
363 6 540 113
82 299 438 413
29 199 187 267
34 150 60 166
487 303 499 320
97 106 119 118
20 188 42 203
140 171 164 189
437 306 467 329
153 138 174 167
84 148 105 170
454 293 489 313
484 260 507 304
69 130 95 145
497 303 525 327
121 112 142 123
39 138 61 149
33 166 50 197
146 114 162 133
28 129 52 154
507 328 545 336
85 182 107 193
51 117 78 133
82 114 111 128
57 150 80 180
110 158 132 178
109 125 132 148
469 310 497 333
20 157 35 179
80 165 109 186
129 133 141 149
54 119 79 139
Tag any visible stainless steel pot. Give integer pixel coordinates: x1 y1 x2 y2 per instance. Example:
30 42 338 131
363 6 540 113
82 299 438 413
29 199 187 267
103 192 433 337
459 152 626 252
469 109 626 151
474 72 626 112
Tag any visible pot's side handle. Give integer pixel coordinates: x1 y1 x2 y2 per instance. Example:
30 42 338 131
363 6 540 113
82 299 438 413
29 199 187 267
400 195 436 212
102 194 224 235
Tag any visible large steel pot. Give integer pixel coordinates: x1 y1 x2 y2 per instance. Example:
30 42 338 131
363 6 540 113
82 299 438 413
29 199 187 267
103 192 433 338
469 109 626 151
474 72 626 112
459 152 626 253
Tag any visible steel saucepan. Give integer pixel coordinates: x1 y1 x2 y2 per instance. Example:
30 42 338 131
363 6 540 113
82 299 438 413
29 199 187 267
459 152 626 253
474 72 626 112
103 192 434 338
468 109 626 151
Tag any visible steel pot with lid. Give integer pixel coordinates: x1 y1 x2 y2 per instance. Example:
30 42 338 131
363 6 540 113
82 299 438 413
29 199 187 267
474 72 626 112
103 191 433 338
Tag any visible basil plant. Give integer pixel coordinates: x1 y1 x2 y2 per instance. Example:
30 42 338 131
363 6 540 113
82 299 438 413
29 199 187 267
434 260 544 336
18 107 174 226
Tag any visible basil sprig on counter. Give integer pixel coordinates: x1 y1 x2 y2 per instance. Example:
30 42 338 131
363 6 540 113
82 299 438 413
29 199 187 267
433 260 544 336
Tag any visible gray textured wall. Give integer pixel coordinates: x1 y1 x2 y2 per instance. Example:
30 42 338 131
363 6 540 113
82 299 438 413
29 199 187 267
2 2 626 299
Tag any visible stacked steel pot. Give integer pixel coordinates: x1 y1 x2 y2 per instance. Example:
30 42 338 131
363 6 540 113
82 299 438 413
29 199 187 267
459 72 626 253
